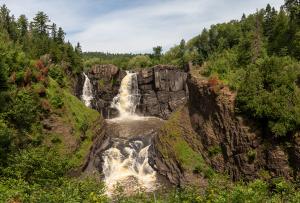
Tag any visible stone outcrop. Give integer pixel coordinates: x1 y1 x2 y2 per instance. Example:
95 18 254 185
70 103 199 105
78 64 300 186
137 65 188 119
187 75 297 181
79 64 188 119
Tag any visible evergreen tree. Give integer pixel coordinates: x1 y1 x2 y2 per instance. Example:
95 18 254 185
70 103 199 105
75 42 82 54
51 23 57 40
32 11 50 36
152 46 162 59
0 5 11 32
57 27 65 44
269 9 289 55
17 15 28 39
263 4 277 38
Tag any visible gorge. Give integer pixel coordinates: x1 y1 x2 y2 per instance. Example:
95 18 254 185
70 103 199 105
79 64 300 193
1 1 300 201
81 70 164 194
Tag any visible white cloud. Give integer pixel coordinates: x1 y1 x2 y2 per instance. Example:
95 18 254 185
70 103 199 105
0 0 284 53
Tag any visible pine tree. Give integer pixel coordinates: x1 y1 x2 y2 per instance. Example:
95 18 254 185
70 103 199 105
57 27 65 44
75 42 82 54
0 5 11 32
263 4 278 38
17 15 28 37
152 46 162 59
51 23 57 40
32 11 50 36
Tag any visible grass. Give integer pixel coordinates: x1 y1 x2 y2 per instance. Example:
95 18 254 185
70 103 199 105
46 78 102 167
158 108 212 176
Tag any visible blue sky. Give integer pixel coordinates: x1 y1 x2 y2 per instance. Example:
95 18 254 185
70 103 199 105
0 0 284 53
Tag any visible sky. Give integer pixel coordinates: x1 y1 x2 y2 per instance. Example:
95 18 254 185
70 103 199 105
0 0 284 53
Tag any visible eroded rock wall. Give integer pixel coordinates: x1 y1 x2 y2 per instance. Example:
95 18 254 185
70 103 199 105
80 64 188 119
187 75 298 181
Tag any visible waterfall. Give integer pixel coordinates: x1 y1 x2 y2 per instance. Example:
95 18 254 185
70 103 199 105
111 71 141 119
102 139 157 194
82 73 93 107
102 71 158 195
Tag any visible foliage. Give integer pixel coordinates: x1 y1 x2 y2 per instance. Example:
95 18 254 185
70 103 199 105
6 89 39 131
83 52 137 69
128 55 152 69
48 64 65 87
50 94 64 109
0 119 12 166
237 56 300 136
0 148 107 203
2 147 69 184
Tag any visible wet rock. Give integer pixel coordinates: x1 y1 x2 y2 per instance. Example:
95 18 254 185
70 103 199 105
76 64 188 120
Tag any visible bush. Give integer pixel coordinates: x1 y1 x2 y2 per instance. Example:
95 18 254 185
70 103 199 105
7 90 39 131
128 55 152 69
3 147 69 185
50 95 64 109
0 119 12 166
48 65 65 87
15 70 24 85
0 176 108 203
237 56 300 136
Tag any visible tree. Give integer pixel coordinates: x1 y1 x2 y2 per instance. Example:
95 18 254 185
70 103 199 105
263 4 277 38
17 15 28 38
75 42 82 54
237 56 300 136
284 0 300 23
0 4 11 32
57 27 65 44
32 11 50 36
50 23 57 40
128 55 152 69
152 46 162 59
268 9 289 55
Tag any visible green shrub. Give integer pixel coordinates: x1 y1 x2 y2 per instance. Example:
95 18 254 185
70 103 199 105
0 119 12 166
3 147 69 185
79 117 89 136
128 55 152 69
50 95 64 109
7 90 39 131
237 56 300 136
48 65 65 87
208 145 222 157
247 149 257 163
15 70 25 85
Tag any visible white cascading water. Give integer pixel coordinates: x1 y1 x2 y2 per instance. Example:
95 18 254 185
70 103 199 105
110 71 141 120
82 73 93 107
103 71 157 194
102 139 157 194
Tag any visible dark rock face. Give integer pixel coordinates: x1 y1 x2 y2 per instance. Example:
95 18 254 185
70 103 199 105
79 64 188 120
137 65 188 119
85 64 124 118
187 75 297 181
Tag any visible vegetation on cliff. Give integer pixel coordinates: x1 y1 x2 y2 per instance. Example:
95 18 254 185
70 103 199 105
83 1 300 137
0 0 300 202
0 4 106 202
167 0 300 137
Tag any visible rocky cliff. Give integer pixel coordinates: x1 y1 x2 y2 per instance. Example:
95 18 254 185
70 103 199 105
78 65 300 187
187 75 300 181
77 64 188 119
149 73 300 186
